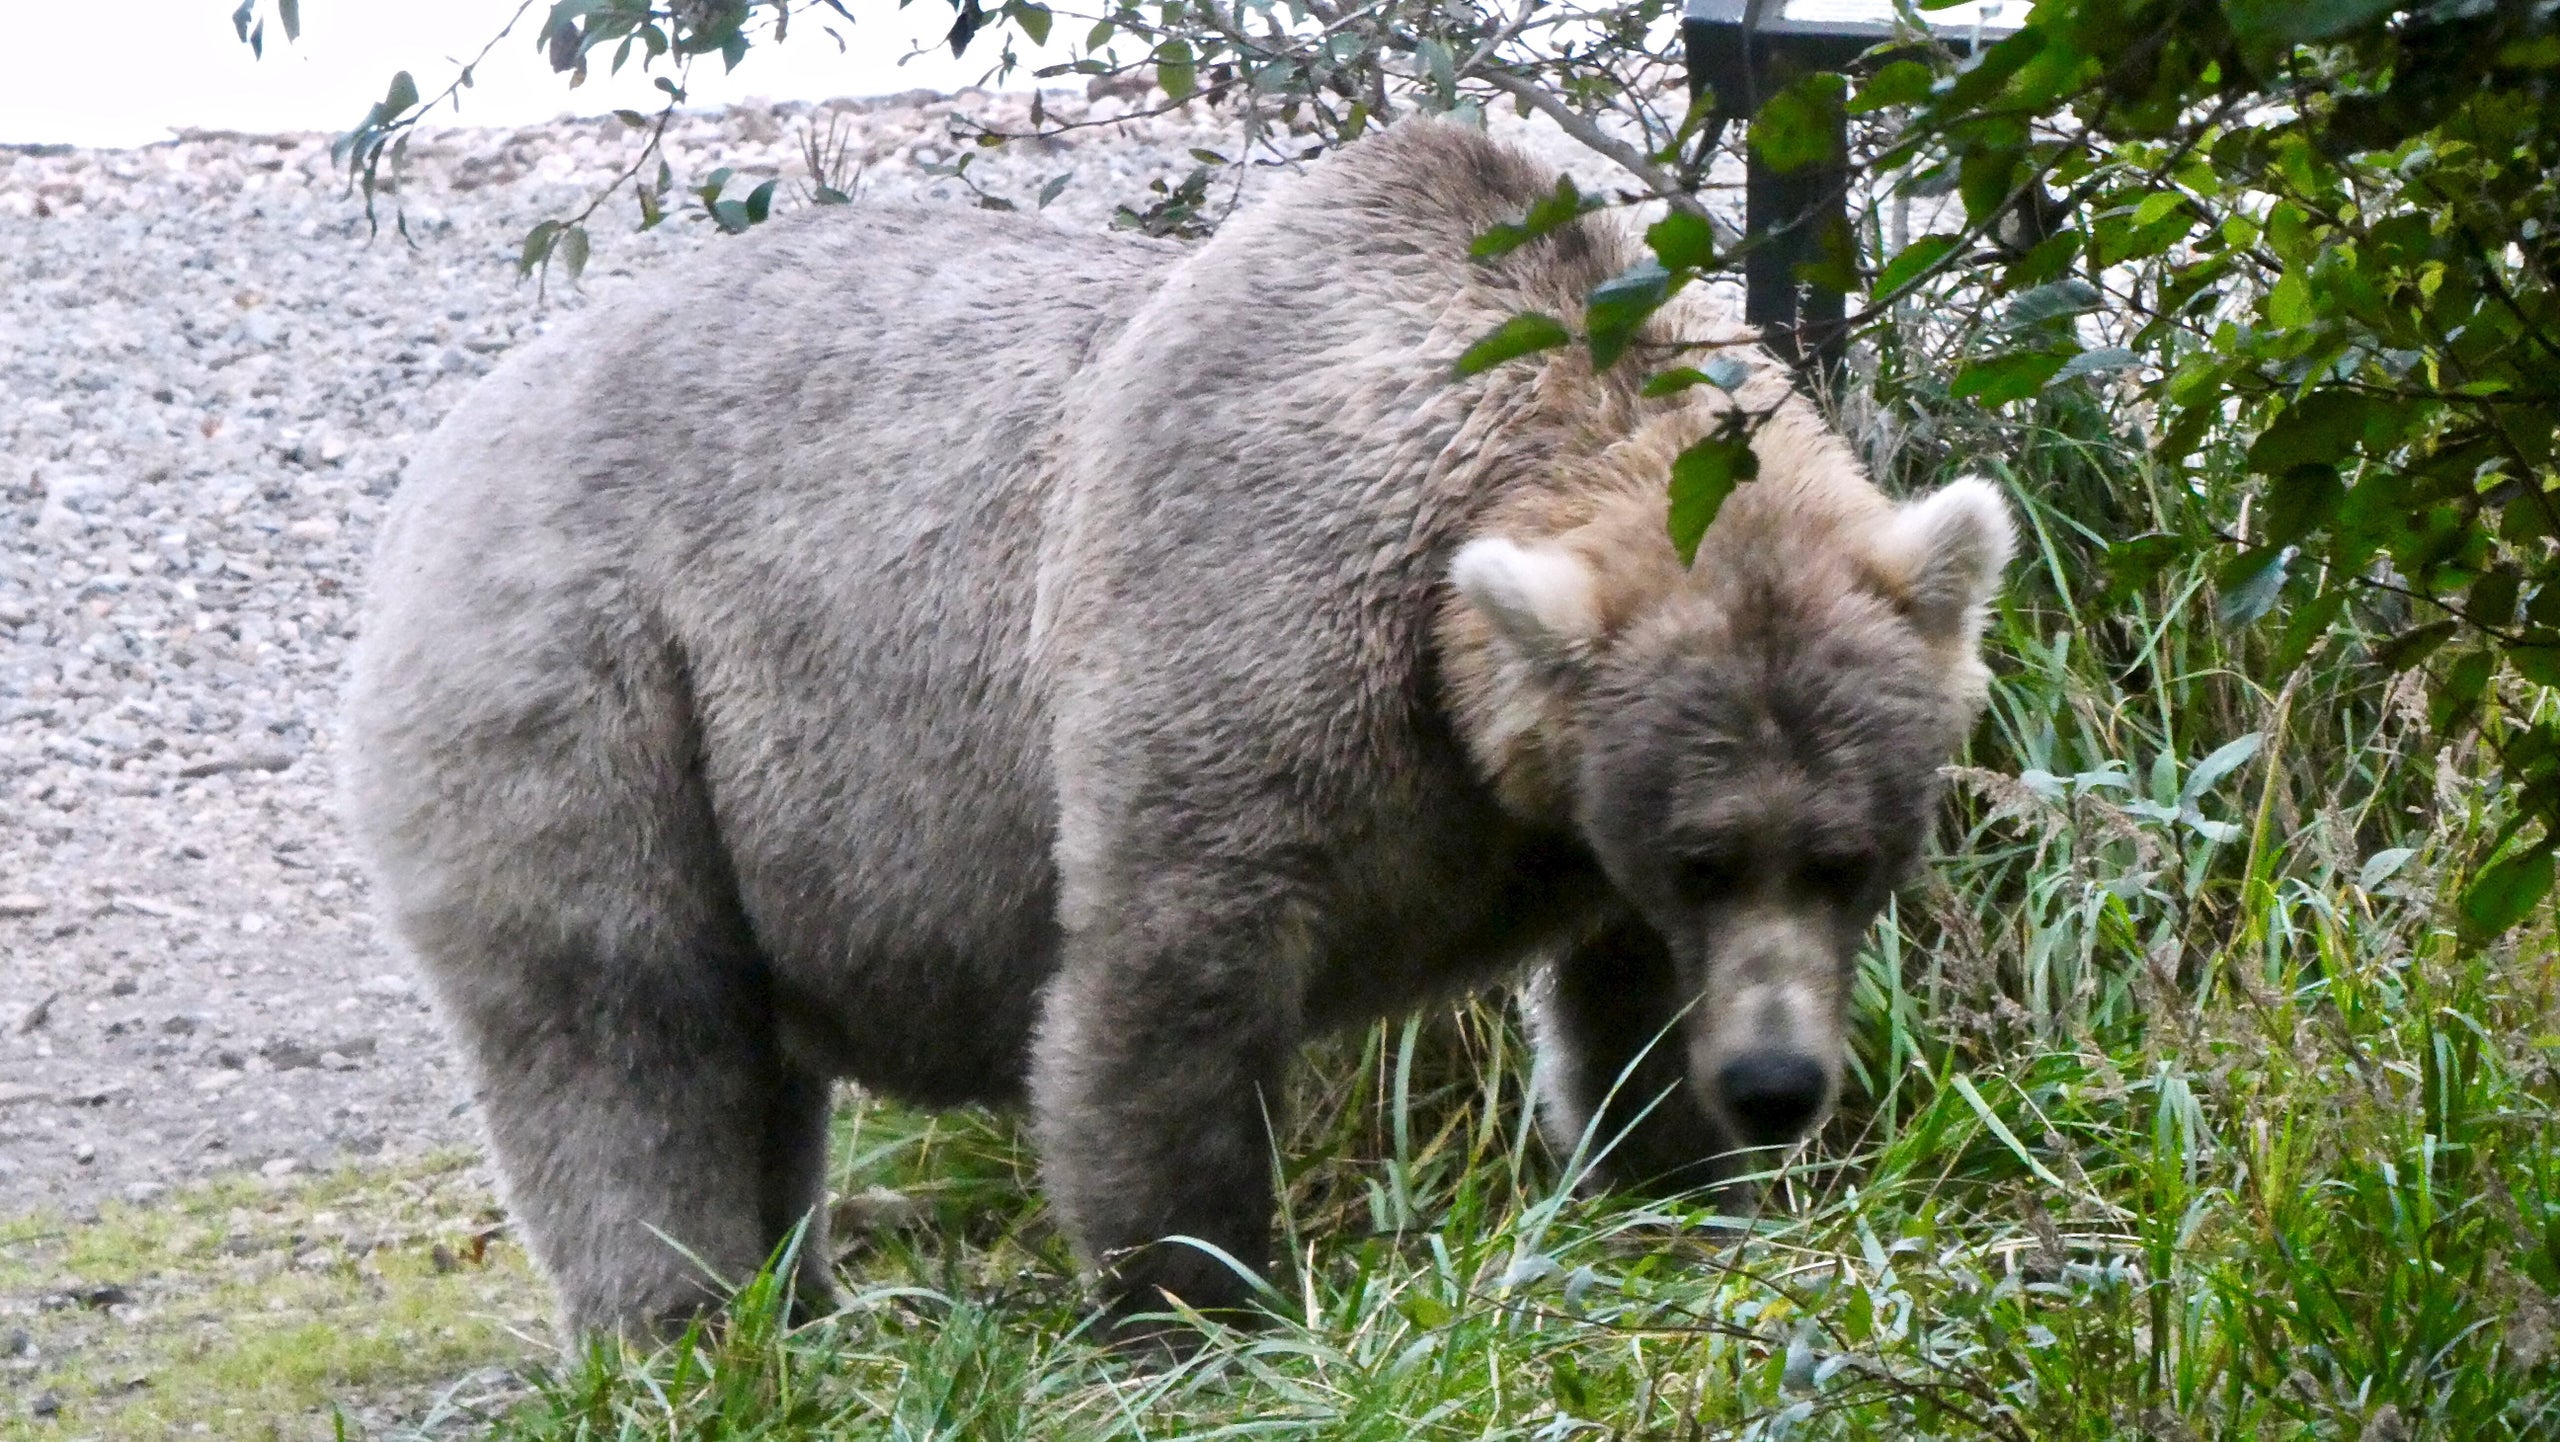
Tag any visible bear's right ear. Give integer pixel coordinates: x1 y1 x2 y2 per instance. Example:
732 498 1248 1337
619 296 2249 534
1452 537 1601 671
1880 476 2015 647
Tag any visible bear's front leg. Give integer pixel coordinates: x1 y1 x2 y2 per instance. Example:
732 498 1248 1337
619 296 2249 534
1029 877 1306 1337
1524 915 1731 1197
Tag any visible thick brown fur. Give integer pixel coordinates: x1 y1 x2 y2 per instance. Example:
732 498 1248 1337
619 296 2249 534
343 119 2010 1342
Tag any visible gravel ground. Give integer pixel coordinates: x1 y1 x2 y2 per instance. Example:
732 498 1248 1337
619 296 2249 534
0 82 1631 1225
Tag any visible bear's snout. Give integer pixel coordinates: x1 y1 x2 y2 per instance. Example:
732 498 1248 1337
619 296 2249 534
1714 1050 1829 1148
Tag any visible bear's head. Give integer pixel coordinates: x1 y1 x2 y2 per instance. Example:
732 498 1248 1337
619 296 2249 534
1451 474 2013 1159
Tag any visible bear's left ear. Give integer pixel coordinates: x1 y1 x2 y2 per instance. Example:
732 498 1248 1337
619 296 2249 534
1451 536 1600 672
1880 476 2015 645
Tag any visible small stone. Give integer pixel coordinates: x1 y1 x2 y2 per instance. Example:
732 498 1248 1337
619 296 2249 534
176 749 294 779
73 1141 96 1164
260 1157 302 1179
829 1185 926 1237
27 1392 59 1419
262 1041 321 1070
14 992 55 1033
0 894 46 918
77 1283 131 1308
122 1181 166 1206
429 1242 459 1274
285 516 340 542
318 1050 357 1071
159 1014 198 1036
108 975 139 996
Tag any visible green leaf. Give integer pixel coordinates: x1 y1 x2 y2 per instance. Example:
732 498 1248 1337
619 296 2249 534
2461 847 2554 935
2104 533 2184 605
1473 176 1600 260
517 219 561 277
382 70 420 120
2001 279 2101 330
278 0 300 42
1008 1 1052 46
1668 431 1759 565
2226 0 2398 47
2049 347 2139 384
1848 59 1934 114
745 177 778 225
1639 355 1753 398
1585 261 1673 372
2216 545 2292 626
2247 390 2373 474
2357 847 2416 890
232 0 255 42
1157 38 1197 102
1750 74 1847 175
2260 463 2345 546
1551 1354 1592 1415
1959 146 2022 228
1644 209 1717 272
2180 732 2263 806
557 223 589 281
1454 313 1571 377
1398 1292 1453 1329
1950 350 2070 405
1872 234 1960 299
2371 620 2456 670
2265 270 2314 329
2513 640 2560 689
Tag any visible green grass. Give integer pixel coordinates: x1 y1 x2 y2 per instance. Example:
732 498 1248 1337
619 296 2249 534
0 1151 543 1440
460 408 2560 1439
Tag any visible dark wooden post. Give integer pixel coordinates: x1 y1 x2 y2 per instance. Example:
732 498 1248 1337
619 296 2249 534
1681 2 2013 379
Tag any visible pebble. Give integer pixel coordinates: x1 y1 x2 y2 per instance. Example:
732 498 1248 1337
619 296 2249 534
0 894 45 917
14 993 55 1034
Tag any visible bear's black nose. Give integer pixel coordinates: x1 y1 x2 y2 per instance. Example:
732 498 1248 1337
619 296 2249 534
1717 1052 1827 1147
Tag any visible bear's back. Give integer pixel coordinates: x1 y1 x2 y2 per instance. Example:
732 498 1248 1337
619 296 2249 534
349 202 1180 1103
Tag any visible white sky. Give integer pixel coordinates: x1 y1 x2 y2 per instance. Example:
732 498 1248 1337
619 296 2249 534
0 1 1069 148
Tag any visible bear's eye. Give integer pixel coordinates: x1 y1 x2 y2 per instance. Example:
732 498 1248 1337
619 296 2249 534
1797 850 1872 901
1670 850 1746 904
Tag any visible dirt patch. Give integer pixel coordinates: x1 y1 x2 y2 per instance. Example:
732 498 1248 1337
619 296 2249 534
0 1151 543 1438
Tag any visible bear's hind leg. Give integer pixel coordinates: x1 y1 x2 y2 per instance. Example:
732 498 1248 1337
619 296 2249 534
1524 917 1730 1197
757 1062 839 1320
432 912 812 1341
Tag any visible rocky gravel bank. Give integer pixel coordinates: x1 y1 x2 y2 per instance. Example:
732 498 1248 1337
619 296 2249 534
0 83 1624 1225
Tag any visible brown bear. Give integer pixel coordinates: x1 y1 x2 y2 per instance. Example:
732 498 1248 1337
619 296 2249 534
342 119 2011 1341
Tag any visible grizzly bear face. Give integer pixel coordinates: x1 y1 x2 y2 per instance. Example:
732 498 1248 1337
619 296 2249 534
1452 477 2013 1161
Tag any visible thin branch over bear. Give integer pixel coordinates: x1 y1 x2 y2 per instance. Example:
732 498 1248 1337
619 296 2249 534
343 120 2012 1341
